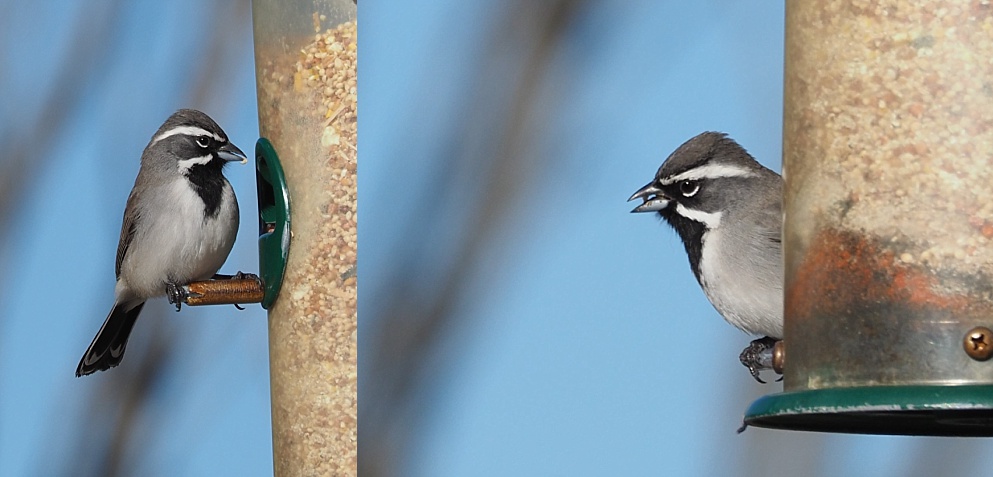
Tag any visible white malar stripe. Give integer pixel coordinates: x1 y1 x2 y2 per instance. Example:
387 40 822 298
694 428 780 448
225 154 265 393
151 126 225 146
675 203 722 229
660 163 756 185
177 154 214 173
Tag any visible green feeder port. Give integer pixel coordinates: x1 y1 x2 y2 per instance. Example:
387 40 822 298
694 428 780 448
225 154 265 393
744 0 993 435
255 137 290 310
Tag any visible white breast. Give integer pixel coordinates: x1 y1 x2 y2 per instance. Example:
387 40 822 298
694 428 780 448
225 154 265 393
119 178 239 299
697 227 783 338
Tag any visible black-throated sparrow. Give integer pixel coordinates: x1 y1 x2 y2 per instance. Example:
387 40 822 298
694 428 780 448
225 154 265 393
629 132 782 382
76 109 246 377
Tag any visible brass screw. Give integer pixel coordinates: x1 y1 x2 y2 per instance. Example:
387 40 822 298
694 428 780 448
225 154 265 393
964 326 993 361
772 340 785 375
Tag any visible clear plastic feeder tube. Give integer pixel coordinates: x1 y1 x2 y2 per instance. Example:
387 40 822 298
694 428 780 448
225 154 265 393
783 0 993 391
252 0 356 473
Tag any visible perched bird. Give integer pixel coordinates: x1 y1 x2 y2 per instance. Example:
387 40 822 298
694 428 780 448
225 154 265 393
628 132 783 382
76 109 246 377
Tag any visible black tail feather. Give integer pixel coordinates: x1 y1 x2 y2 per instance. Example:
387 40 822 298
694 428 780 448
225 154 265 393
75 301 145 377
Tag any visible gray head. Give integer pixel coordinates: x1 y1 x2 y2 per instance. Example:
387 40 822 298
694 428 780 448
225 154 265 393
654 132 769 185
628 132 781 272
139 109 247 218
143 109 247 173
629 132 777 216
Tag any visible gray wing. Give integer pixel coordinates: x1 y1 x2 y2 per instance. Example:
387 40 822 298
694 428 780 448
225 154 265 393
115 191 141 279
759 173 784 245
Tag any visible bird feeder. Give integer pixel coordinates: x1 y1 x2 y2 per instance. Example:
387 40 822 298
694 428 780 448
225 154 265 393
744 0 993 435
252 0 357 473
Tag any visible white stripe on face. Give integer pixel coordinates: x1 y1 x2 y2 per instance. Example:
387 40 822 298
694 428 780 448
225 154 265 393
151 126 225 146
660 163 756 185
675 203 722 229
177 154 214 173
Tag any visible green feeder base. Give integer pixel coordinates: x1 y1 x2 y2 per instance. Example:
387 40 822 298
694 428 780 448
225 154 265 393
744 385 993 436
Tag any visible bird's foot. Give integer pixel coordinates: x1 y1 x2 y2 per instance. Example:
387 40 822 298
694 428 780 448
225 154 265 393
212 271 260 282
165 282 187 312
739 336 780 384
235 271 260 282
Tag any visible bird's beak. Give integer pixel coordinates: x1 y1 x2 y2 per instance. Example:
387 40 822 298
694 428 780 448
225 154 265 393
217 142 248 164
628 181 669 213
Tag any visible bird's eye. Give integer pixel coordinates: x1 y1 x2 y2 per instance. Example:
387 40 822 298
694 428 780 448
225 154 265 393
680 180 700 197
196 136 210 148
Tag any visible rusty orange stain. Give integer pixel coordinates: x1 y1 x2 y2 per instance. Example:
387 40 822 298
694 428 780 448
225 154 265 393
786 228 972 320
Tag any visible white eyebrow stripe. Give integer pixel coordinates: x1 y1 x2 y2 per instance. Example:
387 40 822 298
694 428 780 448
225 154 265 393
151 126 225 146
177 154 214 174
660 163 756 185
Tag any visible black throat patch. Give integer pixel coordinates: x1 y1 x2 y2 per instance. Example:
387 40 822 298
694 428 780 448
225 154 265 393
186 159 227 219
659 207 707 285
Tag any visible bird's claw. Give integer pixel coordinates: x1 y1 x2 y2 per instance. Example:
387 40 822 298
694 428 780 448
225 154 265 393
234 272 260 310
208 272 258 310
234 271 260 283
739 336 779 384
165 282 187 312
213 271 260 283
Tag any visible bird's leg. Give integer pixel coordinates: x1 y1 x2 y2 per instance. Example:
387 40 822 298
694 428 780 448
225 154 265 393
165 282 187 312
739 336 779 384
